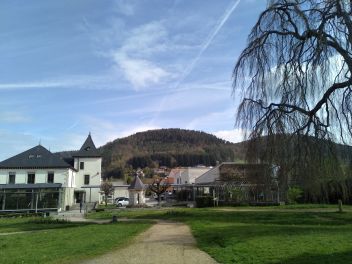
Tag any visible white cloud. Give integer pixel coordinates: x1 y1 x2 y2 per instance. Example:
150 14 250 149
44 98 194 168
112 21 174 89
116 125 161 139
0 74 123 91
0 81 66 90
120 22 168 56
213 128 246 143
114 54 171 89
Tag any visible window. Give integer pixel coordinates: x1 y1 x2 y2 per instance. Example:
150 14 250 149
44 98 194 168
80 162 84 170
84 175 90 185
27 173 35 184
47 172 54 183
9 172 16 184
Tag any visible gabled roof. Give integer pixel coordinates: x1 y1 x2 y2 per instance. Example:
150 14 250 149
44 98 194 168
128 175 145 190
73 134 101 158
0 145 72 169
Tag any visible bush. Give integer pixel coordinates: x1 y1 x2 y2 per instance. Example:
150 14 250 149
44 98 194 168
287 187 303 204
195 196 213 208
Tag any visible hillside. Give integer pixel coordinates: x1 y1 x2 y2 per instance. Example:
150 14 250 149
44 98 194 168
99 128 242 178
57 128 352 180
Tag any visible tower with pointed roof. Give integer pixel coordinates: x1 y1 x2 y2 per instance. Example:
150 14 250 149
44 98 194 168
72 134 102 203
128 175 145 205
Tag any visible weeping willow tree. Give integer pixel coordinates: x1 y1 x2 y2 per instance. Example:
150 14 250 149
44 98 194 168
233 0 352 202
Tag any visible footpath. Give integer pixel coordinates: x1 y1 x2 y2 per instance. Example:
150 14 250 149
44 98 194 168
4 207 218 263
81 220 218 264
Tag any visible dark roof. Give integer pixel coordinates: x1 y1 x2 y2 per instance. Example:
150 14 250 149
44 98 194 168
73 134 101 158
0 145 72 169
128 175 145 190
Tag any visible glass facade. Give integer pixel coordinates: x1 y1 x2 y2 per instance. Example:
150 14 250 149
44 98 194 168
0 188 61 211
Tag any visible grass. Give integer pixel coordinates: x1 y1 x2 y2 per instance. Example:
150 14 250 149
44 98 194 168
0 217 86 233
0 217 151 264
88 205 352 264
96 203 118 209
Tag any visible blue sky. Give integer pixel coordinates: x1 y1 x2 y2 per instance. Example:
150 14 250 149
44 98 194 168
0 0 266 160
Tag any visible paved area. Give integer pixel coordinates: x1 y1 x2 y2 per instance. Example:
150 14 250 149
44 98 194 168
81 221 218 264
53 208 110 223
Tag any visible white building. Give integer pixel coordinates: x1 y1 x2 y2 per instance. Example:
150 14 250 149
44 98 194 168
168 166 212 185
0 134 102 212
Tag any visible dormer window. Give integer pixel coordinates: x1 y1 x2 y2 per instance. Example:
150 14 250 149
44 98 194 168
85 146 90 151
37 154 42 158
29 154 35 159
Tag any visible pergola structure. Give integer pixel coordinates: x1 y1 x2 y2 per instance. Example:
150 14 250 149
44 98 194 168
175 163 280 205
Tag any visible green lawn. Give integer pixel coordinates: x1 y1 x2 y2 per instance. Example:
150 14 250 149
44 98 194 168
0 217 151 264
0 217 88 233
88 206 352 264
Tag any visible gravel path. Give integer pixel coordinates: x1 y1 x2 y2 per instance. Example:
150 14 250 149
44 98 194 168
81 220 218 264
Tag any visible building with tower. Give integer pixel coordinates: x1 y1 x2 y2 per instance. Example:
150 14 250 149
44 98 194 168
128 175 145 205
0 134 102 212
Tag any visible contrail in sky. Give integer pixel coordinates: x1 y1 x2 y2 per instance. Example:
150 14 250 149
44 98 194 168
150 0 241 125
173 0 241 89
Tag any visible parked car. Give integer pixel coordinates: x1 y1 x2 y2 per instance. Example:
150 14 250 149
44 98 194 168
115 197 129 207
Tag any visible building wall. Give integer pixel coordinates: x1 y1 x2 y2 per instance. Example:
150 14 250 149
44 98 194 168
195 166 220 184
168 167 212 185
0 168 78 210
111 180 129 199
61 187 75 209
0 168 74 186
168 168 185 185
129 190 145 205
73 157 102 202
181 167 212 184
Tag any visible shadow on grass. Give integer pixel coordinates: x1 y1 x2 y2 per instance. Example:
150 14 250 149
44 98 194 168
279 250 352 264
190 223 351 249
122 209 352 226
0 218 93 233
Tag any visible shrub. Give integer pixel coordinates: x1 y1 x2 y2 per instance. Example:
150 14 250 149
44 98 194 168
196 196 213 208
287 187 303 204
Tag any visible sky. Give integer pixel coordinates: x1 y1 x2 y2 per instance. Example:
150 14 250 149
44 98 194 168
0 0 267 160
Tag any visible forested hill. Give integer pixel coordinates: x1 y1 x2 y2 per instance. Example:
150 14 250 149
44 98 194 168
57 128 352 179
99 128 242 178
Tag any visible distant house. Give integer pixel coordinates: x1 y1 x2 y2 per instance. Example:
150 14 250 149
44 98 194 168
0 134 102 212
195 162 279 203
168 166 212 185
